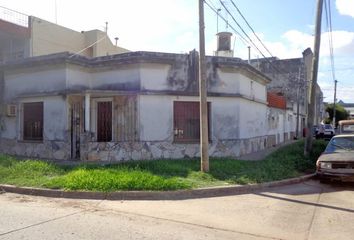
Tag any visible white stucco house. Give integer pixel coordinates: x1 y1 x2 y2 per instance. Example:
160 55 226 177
0 50 279 161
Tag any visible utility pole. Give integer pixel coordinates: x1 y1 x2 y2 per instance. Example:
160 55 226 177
332 79 337 126
295 68 301 139
305 0 323 156
199 0 209 172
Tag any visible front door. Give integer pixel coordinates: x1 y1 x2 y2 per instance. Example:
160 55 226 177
97 101 112 142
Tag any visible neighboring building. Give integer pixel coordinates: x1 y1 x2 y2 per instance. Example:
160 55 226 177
251 48 324 136
0 51 275 161
267 92 295 145
0 6 128 63
338 100 354 119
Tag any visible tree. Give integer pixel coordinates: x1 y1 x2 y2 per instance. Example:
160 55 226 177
325 104 349 126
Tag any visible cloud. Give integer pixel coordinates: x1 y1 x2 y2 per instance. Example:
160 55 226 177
336 0 354 18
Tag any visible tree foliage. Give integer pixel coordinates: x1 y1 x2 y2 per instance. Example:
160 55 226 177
325 104 349 125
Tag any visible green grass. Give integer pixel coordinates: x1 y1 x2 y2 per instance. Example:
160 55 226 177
0 140 327 191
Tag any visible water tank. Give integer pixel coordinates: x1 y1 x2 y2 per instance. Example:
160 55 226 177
215 32 233 57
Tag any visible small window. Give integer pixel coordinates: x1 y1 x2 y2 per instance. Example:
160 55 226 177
97 101 112 142
23 102 43 141
173 101 211 142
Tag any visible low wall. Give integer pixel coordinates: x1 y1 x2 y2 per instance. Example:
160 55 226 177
82 136 268 162
0 135 279 162
0 138 70 160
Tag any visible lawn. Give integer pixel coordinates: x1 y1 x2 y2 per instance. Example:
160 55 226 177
0 140 327 192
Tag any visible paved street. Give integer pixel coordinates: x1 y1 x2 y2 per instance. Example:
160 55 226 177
0 180 354 240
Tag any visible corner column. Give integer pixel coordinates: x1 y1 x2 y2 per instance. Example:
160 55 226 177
85 93 90 131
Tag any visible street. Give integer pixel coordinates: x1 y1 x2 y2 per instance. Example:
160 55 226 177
0 180 354 240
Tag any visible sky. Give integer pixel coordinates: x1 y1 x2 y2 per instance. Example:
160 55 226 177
0 0 354 103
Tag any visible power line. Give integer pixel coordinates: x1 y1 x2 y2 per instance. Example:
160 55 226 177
324 0 336 82
228 0 275 58
204 0 249 46
218 0 283 75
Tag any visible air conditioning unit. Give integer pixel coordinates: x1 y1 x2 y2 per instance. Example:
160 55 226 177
7 104 17 117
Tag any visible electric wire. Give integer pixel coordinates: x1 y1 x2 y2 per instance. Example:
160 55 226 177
204 0 249 46
217 0 283 75
324 0 336 83
229 0 275 58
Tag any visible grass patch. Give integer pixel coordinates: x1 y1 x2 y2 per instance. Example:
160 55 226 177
0 140 327 191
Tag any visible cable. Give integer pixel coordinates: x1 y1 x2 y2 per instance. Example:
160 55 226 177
204 0 250 46
229 0 275 58
69 35 107 58
324 0 336 82
218 0 283 75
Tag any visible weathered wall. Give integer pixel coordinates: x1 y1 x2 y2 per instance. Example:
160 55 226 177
0 96 70 160
4 65 66 102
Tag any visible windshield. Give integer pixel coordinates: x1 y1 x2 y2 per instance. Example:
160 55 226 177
325 136 354 153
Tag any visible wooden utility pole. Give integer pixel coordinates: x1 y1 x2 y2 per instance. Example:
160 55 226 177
305 0 323 156
198 0 209 172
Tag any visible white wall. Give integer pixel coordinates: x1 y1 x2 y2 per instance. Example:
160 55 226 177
239 99 268 139
139 95 173 141
91 65 140 90
216 68 267 101
1 96 68 141
140 63 171 91
139 94 266 142
66 66 91 90
4 66 66 101
213 70 240 94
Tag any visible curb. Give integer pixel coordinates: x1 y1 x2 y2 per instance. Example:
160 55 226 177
0 173 316 201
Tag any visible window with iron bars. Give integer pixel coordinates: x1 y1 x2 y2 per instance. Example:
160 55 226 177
173 101 211 142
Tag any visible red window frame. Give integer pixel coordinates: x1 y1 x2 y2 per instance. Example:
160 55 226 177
173 101 211 143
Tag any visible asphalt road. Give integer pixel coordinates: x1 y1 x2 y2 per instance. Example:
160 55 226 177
0 180 354 240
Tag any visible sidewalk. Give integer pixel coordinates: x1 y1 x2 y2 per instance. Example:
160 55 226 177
238 140 298 161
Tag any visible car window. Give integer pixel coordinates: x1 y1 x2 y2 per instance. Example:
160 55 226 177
324 125 332 130
325 137 354 153
343 125 354 132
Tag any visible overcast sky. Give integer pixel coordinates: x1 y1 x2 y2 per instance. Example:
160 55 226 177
1 0 354 103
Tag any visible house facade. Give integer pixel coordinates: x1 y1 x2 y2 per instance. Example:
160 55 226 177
0 51 276 161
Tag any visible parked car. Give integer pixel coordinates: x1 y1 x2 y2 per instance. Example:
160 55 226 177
338 120 354 134
316 134 354 182
316 124 335 139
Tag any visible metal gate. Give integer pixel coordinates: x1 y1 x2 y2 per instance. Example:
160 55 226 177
71 101 83 159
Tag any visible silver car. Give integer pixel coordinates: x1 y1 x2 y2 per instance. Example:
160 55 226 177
316 134 354 182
